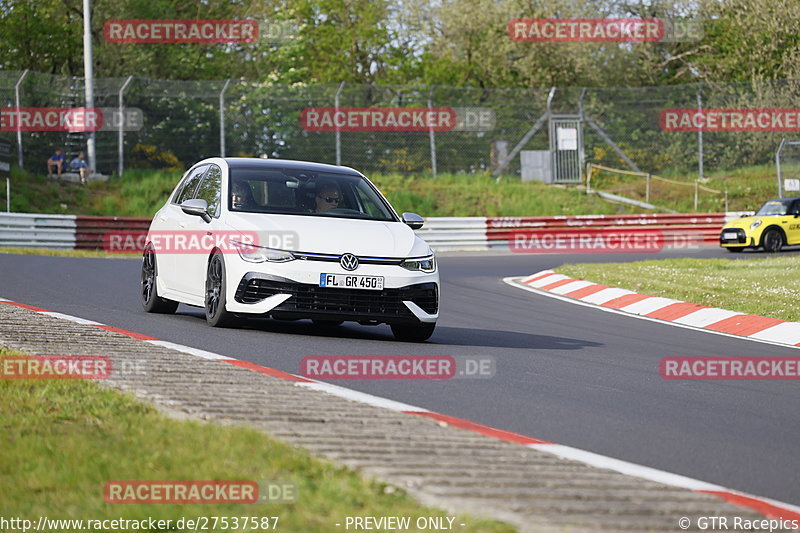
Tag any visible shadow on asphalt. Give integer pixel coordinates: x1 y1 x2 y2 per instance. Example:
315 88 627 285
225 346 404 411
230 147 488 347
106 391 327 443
176 306 600 350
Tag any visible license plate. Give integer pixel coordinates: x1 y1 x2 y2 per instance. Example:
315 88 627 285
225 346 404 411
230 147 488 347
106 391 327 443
320 273 384 290
723 232 738 240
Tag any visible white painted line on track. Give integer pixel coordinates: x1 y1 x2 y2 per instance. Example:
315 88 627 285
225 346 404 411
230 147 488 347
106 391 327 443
39 311 103 326
527 443 723 491
296 381 429 413
144 340 236 360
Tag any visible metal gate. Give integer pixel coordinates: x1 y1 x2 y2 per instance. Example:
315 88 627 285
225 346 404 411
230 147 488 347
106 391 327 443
549 115 584 183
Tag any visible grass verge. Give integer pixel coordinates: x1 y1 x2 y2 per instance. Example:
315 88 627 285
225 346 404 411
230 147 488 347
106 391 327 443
2 163 791 219
556 255 800 322
0 346 514 532
0 247 137 259
4 167 630 218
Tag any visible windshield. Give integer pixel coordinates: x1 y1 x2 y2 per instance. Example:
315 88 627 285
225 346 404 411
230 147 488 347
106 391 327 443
756 199 792 216
228 168 397 222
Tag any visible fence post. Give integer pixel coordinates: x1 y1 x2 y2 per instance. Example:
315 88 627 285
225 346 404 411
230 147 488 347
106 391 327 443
776 138 785 197
428 87 437 179
724 189 728 212
14 69 29 169
646 173 651 203
83 0 97 174
219 79 231 157
585 163 593 193
335 81 345 166
5 177 9 213
694 180 699 210
697 87 704 180
117 76 133 177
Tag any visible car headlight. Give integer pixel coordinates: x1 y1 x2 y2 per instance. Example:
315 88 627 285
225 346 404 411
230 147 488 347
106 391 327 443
750 219 762 230
231 240 294 263
400 255 436 273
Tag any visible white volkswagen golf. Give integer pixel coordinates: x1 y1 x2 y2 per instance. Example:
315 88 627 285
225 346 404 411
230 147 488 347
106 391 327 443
141 157 439 341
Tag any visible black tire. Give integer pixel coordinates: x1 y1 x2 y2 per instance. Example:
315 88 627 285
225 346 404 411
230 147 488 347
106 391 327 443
726 247 744 253
390 322 436 342
312 319 344 327
762 228 784 253
205 251 237 327
141 245 179 314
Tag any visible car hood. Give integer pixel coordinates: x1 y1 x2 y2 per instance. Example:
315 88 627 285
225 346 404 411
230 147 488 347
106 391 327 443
222 212 429 257
723 215 777 229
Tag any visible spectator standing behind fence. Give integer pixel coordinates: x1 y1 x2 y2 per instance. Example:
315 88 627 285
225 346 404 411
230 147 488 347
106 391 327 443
47 148 65 177
70 152 89 183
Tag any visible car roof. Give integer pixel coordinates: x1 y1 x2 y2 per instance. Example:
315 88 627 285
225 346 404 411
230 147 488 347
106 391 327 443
765 197 800 202
223 157 362 176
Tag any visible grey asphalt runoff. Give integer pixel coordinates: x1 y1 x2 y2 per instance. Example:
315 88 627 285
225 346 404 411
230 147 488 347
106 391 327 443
1 246 798 505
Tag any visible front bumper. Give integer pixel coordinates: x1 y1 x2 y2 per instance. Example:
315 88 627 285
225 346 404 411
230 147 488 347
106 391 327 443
222 255 440 324
719 228 753 247
232 273 438 325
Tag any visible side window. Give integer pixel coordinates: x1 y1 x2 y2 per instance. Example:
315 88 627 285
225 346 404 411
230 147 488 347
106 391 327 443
174 165 208 204
170 170 191 204
196 164 222 217
791 200 800 215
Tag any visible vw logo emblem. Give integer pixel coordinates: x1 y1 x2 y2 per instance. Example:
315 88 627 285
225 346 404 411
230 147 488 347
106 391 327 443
340 253 359 271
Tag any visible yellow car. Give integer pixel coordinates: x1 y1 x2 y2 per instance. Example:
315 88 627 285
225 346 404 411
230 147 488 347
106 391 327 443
720 196 800 252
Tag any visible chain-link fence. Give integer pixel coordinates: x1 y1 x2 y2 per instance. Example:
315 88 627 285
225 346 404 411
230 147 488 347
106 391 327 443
3 69 800 179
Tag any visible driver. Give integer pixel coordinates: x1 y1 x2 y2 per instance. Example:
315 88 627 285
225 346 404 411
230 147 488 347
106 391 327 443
314 181 342 213
231 181 255 210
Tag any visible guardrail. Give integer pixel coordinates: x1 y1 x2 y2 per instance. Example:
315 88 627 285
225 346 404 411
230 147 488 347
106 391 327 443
486 213 730 249
0 212 741 252
0 213 76 248
75 216 151 249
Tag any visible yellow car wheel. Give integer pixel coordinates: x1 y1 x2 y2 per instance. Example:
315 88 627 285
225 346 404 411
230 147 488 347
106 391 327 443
761 228 785 253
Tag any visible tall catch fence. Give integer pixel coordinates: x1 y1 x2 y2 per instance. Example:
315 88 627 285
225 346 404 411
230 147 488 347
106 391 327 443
3 70 800 181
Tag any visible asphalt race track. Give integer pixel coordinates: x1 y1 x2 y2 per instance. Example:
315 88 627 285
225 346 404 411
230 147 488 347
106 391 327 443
1 247 798 506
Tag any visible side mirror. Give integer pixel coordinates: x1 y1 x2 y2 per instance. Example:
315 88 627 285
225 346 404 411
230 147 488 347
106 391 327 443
402 212 424 230
181 198 212 223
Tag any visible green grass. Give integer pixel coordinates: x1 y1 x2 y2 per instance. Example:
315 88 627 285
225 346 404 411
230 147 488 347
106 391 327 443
3 162 790 219
590 163 789 213
371 173 621 217
0 247 137 258
556 255 800 321
2 167 632 219
0 346 515 532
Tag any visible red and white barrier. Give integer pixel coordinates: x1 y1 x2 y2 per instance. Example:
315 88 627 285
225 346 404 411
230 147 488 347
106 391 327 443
0 212 737 252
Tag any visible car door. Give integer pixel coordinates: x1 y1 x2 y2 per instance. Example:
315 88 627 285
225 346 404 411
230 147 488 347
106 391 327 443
173 164 222 297
786 200 800 245
160 164 208 293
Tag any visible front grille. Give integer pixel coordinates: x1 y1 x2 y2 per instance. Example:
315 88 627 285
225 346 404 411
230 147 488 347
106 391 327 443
235 277 438 317
720 228 747 244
